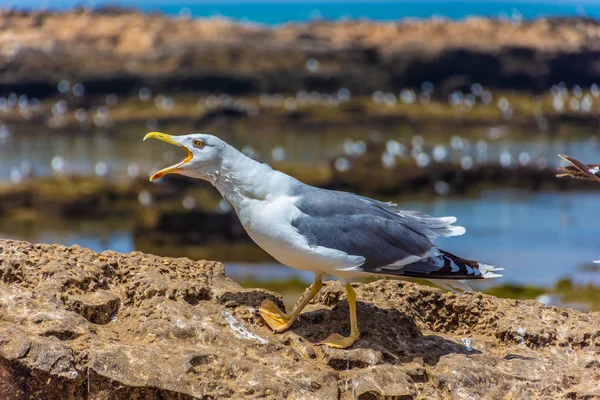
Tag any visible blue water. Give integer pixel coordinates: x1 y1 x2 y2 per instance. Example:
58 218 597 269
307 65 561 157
12 1 600 24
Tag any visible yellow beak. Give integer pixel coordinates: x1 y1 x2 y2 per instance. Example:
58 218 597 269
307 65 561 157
143 132 193 181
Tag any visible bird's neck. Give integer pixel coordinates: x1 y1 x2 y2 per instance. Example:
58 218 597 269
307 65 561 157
204 148 293 208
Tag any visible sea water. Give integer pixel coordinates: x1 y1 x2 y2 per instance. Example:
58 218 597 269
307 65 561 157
14 1 600 24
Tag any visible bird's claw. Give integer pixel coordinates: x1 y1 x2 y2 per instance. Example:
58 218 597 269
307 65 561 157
259 299 295 332
317 332 360 349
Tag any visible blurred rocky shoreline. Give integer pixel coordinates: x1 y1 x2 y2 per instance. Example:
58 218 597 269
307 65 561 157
2 8 600 99
2 8 600 146
1 7 599 288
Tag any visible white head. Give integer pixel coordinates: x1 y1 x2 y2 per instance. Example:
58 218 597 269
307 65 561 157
143 132 233 181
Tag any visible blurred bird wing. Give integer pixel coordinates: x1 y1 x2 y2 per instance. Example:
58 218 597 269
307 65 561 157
556 154 600 183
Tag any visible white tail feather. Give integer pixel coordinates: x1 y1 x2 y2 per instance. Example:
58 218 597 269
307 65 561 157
405 213 466 240
479 263 504 278
438 216 457 224
446 225 466 237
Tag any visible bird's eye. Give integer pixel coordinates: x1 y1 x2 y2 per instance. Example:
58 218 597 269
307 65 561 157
193 139 205 148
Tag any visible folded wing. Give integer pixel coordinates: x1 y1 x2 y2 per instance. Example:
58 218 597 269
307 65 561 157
291 187 500 282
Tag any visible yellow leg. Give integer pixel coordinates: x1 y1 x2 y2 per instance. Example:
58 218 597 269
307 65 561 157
259 274 322 333
318 283 360 349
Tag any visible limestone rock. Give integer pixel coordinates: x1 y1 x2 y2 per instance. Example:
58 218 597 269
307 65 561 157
0 238 599 399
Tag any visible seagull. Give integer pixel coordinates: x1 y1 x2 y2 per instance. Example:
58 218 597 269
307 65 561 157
556 154 600 183
144 132 503 348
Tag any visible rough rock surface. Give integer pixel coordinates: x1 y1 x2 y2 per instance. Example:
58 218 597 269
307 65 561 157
0 238 599 399
2 9 600 97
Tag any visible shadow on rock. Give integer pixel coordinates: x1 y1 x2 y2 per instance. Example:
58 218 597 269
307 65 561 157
286 299 481 370
218 289 282 310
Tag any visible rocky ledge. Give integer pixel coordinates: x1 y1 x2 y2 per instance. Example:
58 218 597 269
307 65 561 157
2 9 600 98
0 239 599 399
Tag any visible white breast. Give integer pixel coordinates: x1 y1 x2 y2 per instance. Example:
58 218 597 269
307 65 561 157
235 196 364 275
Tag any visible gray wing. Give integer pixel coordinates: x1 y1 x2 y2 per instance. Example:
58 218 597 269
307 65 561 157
291 187 465 273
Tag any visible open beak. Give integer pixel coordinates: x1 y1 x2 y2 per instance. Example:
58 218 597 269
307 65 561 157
143 132 193 181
